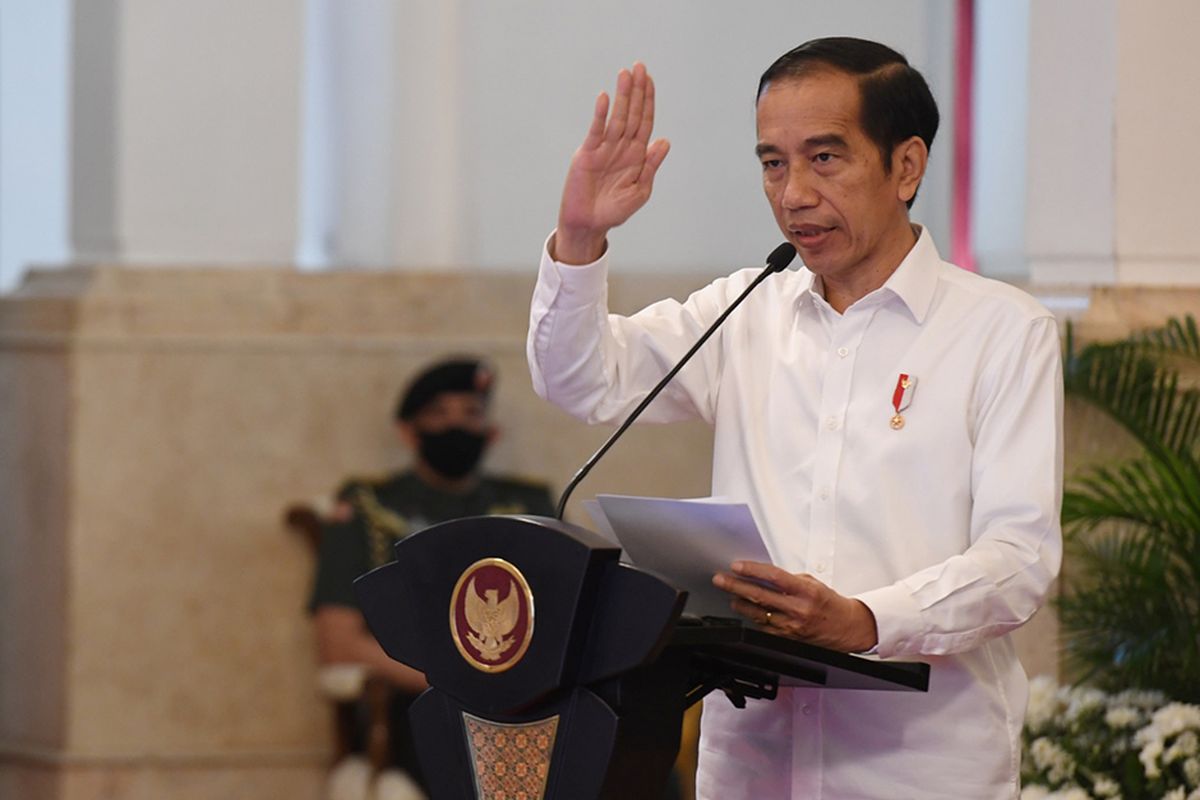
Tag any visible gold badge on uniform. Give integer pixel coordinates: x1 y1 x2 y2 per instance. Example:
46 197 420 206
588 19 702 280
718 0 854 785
890 373 917 430
450 558 535 673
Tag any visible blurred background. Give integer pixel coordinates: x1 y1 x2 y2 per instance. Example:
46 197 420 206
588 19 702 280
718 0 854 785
1 1 1197 798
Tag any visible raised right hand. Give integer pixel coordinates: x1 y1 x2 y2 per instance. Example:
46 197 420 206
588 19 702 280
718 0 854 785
554 62 671 265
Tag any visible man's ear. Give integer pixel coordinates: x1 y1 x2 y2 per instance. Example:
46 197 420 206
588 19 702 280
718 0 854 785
396 421 418 450
893 136 928 205
486 425 500 446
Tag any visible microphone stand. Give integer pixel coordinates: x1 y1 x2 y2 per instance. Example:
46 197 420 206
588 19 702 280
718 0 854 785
554 243 796 519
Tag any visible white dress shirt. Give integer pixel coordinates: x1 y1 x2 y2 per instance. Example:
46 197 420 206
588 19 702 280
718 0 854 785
527 226 1063 799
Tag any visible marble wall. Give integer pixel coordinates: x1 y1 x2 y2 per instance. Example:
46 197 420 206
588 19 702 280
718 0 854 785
0 266 1194 798
0 265 716 799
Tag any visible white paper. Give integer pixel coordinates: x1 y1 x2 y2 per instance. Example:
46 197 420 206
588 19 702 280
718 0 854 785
594 494 773 618
581 499 625 556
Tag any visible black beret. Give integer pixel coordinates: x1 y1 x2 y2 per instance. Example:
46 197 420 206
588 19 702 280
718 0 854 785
395 358 494 421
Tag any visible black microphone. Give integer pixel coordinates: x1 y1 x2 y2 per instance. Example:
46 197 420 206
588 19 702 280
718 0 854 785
554 242 797 519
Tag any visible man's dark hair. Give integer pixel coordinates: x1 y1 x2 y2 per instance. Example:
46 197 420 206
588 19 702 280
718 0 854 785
757 37 939 208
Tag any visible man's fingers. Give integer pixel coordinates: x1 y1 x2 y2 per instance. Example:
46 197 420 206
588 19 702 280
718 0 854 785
588 64 655 154
731 561 820 597
637 138 671 186
714 571 782 609
582 92 610 150
731 559 801 591
605 68 633 143
625 63 647 144
633 70 656 145
729 597 773 623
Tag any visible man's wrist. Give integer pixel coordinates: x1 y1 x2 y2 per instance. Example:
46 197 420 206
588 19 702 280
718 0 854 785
551 228 608 266
849 599 880 654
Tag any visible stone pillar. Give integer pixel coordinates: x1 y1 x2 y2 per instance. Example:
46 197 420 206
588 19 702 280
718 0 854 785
0 0 71 291
389 0 465 268
0 269 331 798
0 264 717 800
1111 0 1200 286
69 0 304 265
1027 0 1200 287
1025 0 1119 286
298 0 465 269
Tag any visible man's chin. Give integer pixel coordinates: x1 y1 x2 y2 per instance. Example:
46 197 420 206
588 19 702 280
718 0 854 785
794 246 841 275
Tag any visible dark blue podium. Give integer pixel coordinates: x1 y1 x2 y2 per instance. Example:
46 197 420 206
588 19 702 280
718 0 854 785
355 515 927 800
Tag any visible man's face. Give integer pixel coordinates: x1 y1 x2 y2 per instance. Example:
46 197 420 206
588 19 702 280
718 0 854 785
756 70 918 287
407 391 490 436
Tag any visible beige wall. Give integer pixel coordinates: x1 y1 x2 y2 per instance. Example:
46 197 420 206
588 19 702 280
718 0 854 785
0 349 71 750
0 265 717 799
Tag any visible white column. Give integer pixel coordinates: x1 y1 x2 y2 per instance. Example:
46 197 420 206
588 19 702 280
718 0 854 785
1111 0 1200 285
388 0 465 268
0 0 71 291
970 0 1030 280
70 0 304 265
1025 0 1200 287
296 0 465 269
316 0 401 268
1025 0 1118 286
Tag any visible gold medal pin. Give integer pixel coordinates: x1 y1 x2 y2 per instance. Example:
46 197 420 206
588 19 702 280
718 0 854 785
890 373 916 430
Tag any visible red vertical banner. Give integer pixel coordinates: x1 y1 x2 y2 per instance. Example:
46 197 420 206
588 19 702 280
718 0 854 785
952 0 977 272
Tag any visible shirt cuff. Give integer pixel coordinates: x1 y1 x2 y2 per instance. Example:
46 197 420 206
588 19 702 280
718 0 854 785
540 230 610 309
852 582 926 659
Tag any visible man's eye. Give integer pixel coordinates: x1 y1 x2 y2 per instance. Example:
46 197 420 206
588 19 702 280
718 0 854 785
814 152 834 163
761 159 783 170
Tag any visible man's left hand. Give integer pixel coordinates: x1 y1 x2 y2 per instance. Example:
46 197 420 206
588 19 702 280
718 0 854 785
713 561 878 654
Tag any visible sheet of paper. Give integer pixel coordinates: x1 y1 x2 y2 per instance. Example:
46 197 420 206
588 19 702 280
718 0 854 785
580 499 624 554
594 494 772 618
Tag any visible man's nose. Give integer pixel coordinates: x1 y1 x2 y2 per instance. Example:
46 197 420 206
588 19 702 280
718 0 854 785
781 165 819 210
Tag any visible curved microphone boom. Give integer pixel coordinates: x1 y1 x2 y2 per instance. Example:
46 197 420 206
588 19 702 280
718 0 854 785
554 242 797 519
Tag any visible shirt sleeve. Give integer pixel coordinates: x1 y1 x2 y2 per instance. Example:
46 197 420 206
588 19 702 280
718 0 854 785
527 232 732 426
307 516 370 612
854 315 1064 658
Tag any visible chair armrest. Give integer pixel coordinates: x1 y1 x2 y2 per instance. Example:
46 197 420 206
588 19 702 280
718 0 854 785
317 663 370 701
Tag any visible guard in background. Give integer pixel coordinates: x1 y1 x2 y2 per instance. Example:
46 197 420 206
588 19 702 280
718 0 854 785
308 357 555 799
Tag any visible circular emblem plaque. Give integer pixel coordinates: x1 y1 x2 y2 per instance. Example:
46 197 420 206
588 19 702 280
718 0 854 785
449 558 534 673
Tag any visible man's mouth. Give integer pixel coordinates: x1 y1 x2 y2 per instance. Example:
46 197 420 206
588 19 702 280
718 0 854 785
790 225 835 245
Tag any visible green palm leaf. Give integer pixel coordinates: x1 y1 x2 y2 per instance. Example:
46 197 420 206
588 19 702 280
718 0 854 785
1058 524 1200 698
1057 314 1200 701
1065 330 1200 460
1064 457 1200 537
1134 314 1200 358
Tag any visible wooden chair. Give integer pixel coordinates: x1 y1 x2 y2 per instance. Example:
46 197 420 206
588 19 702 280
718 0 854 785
285 503 393 771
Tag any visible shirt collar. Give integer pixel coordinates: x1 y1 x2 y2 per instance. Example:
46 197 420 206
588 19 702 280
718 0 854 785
878 224 940 324
793 224 941 324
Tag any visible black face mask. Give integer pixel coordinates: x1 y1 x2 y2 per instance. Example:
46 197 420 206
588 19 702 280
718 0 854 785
418 427 488 479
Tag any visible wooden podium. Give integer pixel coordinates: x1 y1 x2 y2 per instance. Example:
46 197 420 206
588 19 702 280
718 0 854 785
355 515 928 800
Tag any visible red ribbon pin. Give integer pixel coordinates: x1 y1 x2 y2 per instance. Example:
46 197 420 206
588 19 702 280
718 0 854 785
890 373 916 430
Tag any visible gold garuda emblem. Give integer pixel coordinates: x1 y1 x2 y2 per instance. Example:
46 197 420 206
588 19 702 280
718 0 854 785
449 558 534 673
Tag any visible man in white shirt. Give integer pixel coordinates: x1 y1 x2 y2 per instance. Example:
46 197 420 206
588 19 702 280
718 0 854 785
527 37 1062 799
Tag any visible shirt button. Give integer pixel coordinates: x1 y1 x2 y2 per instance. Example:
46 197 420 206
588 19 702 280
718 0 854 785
815 562 828 574
837 347 849 358
801 704 815 716
824 416 839 430
818 488 830 501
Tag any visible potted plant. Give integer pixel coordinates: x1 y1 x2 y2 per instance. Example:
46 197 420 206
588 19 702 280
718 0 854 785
1057 314 1199 701
1019 315 1200 799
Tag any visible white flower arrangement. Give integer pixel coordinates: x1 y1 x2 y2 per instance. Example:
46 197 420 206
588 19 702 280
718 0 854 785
1021 677 1200 800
